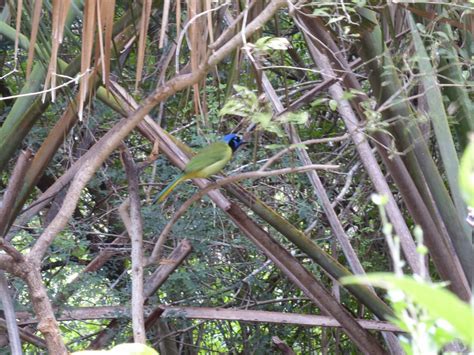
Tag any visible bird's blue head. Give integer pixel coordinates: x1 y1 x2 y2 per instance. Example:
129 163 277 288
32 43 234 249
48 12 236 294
222 133 244 152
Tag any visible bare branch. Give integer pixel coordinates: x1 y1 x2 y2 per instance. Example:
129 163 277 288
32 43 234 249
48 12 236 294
0 318 46 349
15 305 401 332
0 272 22 354
144 240 192 296
272 336 296 355
120 148 146 344
259 135 349 171
161 306 401 332
23 268 67 353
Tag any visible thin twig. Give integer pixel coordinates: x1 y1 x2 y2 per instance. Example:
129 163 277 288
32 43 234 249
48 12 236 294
259 134 349 171
0 272 22 354
332 161 361 207
0 70 89 102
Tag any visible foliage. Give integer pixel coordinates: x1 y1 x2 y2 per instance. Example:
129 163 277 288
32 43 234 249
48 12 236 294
220 85 308 137
0 0 471 354
342 273 474 352
342 193 473 353
248 36 291 55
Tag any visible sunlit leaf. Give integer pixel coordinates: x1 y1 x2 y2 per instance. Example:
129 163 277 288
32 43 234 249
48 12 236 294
459 134 474 207
279 111 309 125
341 273 474 346
254 36 290 53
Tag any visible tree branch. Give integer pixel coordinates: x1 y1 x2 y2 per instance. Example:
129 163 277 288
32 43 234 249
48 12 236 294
14 305 401 332
120 148 145 344
0 272 22 354
24 268 67 353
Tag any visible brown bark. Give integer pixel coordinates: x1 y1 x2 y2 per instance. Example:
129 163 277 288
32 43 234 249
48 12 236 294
120 149 146 344
24 267 67 354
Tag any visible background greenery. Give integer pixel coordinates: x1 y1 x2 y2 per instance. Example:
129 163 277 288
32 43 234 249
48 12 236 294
0 0 472 353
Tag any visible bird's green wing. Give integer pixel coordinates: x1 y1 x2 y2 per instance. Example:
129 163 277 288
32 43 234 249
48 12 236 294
184 142 232 176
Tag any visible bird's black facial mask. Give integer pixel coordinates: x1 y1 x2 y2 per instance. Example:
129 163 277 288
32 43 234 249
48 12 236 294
229 136 247 152
223 134 245 152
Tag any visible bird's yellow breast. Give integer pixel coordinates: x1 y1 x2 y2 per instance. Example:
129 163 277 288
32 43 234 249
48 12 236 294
192 157 231 178
184 141 233 178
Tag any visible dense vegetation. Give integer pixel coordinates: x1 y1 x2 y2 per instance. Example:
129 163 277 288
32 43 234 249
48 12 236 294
0 0 472 354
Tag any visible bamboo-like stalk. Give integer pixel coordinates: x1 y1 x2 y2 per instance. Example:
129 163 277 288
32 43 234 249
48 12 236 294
0 24 79 174
6 24 136 235
294 14 421 275
356 7 473 284
295 11 470 300
408 14 467 232
225 184 395 320
437 22 474 150
0 2 140 175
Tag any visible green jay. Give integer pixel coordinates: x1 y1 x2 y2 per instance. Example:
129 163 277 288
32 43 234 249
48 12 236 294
154 134 245 203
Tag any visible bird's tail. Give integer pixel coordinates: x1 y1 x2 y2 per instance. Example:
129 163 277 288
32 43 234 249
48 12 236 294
153 174 186 204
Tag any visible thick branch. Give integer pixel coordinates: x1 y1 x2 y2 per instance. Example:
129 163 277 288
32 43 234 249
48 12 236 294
144 240 192 297
24 268 67 354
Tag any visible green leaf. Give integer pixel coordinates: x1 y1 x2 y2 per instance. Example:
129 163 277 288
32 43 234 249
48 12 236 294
341 273 474 346
312 8 331 17
310 98 327 108
219 85 258 117
371 193 388 205
459 133 474 207
329 100 338 111
254 36 290 53
219 100 249 117
264 37 290 50
252 112 272 129
279 111 309 125
266 124 284 137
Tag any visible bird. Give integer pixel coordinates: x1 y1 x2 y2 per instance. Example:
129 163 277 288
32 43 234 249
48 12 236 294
153 133 245 203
